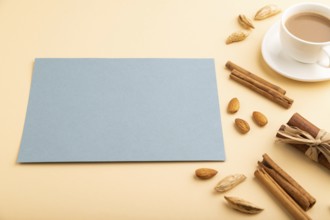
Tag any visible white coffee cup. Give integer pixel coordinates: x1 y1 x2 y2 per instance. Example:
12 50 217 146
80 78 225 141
280 2 330 66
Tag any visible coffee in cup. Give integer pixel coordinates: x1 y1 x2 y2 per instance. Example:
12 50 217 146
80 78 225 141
280 2 330 65
285 12 330 43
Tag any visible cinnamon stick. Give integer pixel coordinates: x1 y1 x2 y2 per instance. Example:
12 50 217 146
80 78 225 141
230 69 293 108
260 154 316 210
226 61 286 95
255 168 312 220
258 162 311 210
277 113 330 170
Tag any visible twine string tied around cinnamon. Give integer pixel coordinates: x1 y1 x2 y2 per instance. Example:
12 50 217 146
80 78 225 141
277 125 330 163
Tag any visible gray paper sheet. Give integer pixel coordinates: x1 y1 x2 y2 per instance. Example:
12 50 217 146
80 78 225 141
18 58 225 162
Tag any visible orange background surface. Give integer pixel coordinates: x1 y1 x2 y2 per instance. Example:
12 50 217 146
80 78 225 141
1 0 329 219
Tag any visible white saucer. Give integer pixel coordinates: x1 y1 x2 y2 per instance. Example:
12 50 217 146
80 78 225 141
261 21 330 82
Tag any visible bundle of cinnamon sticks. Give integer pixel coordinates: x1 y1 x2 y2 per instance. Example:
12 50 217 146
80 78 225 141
225 61 293 109
277 113 330 170
255 154 315 220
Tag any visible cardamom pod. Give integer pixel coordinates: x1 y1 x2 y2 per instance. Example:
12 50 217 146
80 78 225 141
224 196 264 214
238 14 255 29
226 31 249 44
254 4 281 20
214 174 246 192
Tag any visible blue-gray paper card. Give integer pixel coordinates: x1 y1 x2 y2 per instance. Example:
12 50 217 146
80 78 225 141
18 58 225 163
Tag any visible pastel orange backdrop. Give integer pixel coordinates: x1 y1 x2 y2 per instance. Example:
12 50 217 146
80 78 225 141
1 0 329 219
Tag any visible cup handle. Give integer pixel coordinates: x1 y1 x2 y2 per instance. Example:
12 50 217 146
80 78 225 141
320 46 330 68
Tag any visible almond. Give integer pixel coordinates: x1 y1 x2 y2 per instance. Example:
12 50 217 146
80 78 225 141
227 98 240 113
235 118 250 134
195 168 218 179
252 111 268 126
